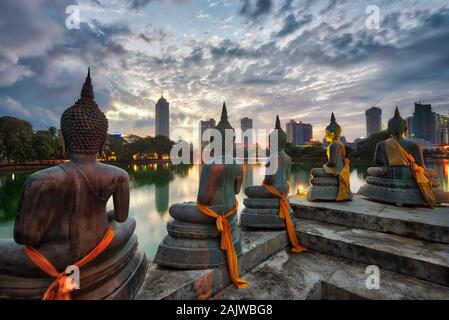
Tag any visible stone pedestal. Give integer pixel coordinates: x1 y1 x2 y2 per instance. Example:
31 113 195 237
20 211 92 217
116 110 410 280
358 166 443 206
0 234 148 300
307 171 353 202
154 202 243 269
240 186 291 229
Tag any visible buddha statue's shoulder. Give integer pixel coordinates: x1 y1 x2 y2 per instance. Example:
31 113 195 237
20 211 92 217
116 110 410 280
20 166 70 199
401 138 420 149
26 165 68 185
376 140 386 148
95 163 129 179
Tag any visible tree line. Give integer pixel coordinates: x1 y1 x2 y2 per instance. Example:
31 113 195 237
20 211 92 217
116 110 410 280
0 116 176 164
284 131 390 164
0 116 63 164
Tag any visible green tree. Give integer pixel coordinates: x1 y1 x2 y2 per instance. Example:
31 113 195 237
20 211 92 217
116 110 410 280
151 135 175 159
103 134 128 160
352 130 390 162
32 129 63 161
47 126 58 136
0 116 34 163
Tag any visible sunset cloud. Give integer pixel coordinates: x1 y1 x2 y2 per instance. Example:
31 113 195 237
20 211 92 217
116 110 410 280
1 0 449 142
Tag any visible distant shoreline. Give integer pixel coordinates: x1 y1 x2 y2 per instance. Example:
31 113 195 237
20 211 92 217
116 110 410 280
0 159 172 173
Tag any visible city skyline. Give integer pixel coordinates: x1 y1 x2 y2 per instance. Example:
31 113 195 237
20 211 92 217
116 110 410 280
1 1 449 142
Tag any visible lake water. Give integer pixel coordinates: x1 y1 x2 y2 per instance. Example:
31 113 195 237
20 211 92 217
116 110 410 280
1 160 448 259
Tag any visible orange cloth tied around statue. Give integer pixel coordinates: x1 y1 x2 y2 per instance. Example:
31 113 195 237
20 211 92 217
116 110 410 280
262 183 306 253
385 137 437 208
323 142 351 201
196 199 248 289
24 225 115 300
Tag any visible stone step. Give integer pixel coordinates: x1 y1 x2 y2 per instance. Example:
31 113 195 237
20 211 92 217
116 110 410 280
290 195 449 244
135 229 289 300
212 249 449 300
295 218 449 287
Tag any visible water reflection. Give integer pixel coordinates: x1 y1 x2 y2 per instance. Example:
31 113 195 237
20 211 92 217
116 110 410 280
1 160 449 258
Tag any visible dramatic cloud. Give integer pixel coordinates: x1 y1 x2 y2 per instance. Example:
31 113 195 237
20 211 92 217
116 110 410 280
275 13 313 38
240 0 273 19
1 0 449 141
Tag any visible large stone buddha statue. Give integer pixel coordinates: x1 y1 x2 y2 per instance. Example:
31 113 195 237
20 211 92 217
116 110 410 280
241 116 292 228
307 113 352 202
0 69 147 300
358 107 449 207
154 103 248 289
241 116 305 253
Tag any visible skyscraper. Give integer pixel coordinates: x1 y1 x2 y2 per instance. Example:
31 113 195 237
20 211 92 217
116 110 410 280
286 120 295 143
199 118 216 150
365 107 382 137
406 116 414 138
433 113 449 145
155 96 169 137
295 122 313 145
413 102 433 143
241 117 253 145
285 120 313 145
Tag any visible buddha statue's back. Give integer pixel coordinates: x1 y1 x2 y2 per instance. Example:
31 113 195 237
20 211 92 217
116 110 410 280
14 161 130 269
0 69 147 300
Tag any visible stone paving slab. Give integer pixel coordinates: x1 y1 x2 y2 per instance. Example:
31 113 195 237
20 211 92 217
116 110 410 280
135 229 289 300
290 195 449 243
212 249 449 300
296 219 449 287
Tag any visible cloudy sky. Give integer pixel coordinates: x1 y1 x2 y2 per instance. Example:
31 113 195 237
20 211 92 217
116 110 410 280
1 0 449 142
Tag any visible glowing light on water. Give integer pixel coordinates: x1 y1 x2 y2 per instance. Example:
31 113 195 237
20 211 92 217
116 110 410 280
11 174 15 181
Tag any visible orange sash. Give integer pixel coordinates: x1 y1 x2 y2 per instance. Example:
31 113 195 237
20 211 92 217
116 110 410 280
24 226 115 300
385 138 437 208
262 183 306 253
196 199 248 289
323 142 351 201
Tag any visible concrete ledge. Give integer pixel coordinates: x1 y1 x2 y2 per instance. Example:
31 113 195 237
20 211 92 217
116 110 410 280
290 195 449 244
135 229 289 300
295 219 449 287
213 249 449 300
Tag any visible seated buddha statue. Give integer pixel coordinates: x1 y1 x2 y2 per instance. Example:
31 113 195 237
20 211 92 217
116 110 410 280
307 113 352 202
358 107 449 207
154 103 248 289
0 69 147 300
241 116 305 253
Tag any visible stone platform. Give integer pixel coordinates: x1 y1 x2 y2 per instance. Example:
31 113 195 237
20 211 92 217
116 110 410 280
134 195 449 300
136 229 290 300
212 249 449 300
290 195 449 244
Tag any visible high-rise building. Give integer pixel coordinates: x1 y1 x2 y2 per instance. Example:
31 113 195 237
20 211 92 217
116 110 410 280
406 116 414 138
199 118 216 150
413 102 433 143
155 96 169 137
295 122 313 145
433 113 449 145
241 117 253 145
286 120 295 143
365 107 382 137
285 120 313 145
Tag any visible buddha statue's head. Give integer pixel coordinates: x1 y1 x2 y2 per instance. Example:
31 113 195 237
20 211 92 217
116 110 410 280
269 115 287 150
214 102 235 157
60 68 108 156
388 106 407 138
325 113 342 143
